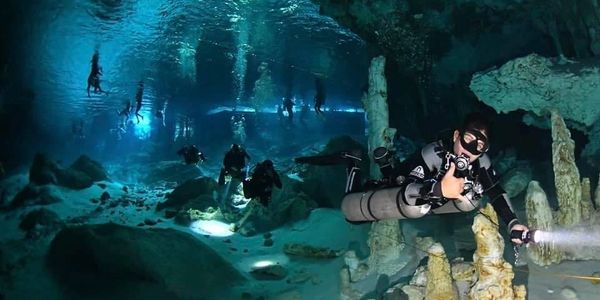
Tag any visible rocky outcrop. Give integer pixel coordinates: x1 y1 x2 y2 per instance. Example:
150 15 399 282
367 219 406 277
424 243 457 300
10 184 62 209
19 208 63 239
525 181 563 266
470 204 526 300
156 177 217 211
470 54 600 166
551 111 582 226
29 154 109 190
283 243 342 259
47 223 245 299
581 178 593 221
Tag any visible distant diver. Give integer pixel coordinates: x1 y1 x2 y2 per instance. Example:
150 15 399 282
155 101 167 127
135 80 144 124
283 96 294 122
277 105 285 124
230 114 247 145
87 49 107 97
177 145 206 165
314 77 326 117
218 143 251 185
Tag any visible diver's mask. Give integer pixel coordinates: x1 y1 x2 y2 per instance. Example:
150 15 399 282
459 129 489 156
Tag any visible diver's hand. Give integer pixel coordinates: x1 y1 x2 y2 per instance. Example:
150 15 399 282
510 224 530 245
441 162 465 200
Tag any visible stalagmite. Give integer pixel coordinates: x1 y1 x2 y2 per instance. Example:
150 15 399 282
581 178 593 221
362 55 404 277
469 204 526 300
551 110 582 226
361 55 396 178
424 243 458 300
525 181 563 265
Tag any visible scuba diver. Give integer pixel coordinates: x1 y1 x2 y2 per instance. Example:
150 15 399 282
177 145 206 165
295 112 530 245
314 77 326 116
218 144 251 185
134 80 144 124
87 50 107 97
242 160 282 207
230 114 247 145
283 96 294 122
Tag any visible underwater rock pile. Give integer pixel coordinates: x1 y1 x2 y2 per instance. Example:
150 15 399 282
470 53 600 166
47 223 245 299
29 154 108 189
526 112 600 264
400 204 525 300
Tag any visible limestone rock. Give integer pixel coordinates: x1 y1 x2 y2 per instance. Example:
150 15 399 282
470 54 600 166
47 223 245 299
340 267 362 300
10 184 62 209
343 250 369 282
283 243 341 259
19 208 63 238
28 154 109 190
501 165 532 198
525 181 563 266
249 264 287 280
551 111 582 226
68 155 109 182
581 178 593 221
424 243 458 300
470 204 526 300
367 219 405 277
156 177 217 211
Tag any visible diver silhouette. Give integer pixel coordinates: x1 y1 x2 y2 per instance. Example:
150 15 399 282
87 50 107 97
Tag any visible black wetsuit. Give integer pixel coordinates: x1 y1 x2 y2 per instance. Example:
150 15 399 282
314 79 325 115
244 162 282 206
283 97 294 121
135 81 144 123
87 51 104 96
385 140 520 229
219 148 251 185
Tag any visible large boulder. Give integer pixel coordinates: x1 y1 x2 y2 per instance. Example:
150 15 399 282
10 184 62 209
156 177 218 211
28 154 109 190
19 208 63 239
47 223 245 299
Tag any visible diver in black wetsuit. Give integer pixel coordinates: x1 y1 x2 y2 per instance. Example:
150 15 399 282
135 80 144 123
242 160 282 206
295 113 530 245
218 144 251 185
87 50 106 97
177 145 206 165
314 78 325 116
283 96 294 122
118 101 131 118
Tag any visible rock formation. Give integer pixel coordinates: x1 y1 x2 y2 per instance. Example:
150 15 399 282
47 223 245 299
470 54 600 166
361 55 396 178
470 204 526 300
551 110 582 226
525 181 563 266
366 218 406 277
581 178 593 221
424 243 458 300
